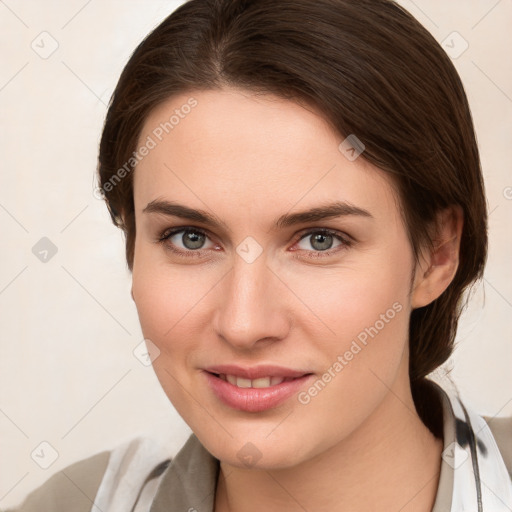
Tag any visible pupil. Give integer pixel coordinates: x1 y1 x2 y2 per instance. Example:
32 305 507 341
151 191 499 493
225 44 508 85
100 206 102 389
183 231 204 249
312 233 332 251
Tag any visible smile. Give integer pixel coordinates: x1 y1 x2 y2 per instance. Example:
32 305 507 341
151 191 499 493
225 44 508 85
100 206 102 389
214 374 297 388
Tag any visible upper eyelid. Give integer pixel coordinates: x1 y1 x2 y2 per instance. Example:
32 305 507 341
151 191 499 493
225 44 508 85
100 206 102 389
161 225 215 242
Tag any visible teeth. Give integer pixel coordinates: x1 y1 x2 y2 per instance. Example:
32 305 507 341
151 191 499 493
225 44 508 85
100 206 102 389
252 377 271 388
237 377 252 388
221 374 287 388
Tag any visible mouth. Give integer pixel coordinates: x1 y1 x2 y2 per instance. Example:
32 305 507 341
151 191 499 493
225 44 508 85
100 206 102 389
203 365 315 412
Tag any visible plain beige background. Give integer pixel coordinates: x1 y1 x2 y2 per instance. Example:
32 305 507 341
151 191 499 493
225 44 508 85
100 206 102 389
0 0 511 508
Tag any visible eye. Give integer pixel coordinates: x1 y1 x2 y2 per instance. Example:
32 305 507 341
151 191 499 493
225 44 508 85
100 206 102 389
157 227 217 257
292 229 352 258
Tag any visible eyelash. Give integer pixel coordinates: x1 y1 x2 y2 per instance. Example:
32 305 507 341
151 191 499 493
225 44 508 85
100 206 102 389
155 226 353 260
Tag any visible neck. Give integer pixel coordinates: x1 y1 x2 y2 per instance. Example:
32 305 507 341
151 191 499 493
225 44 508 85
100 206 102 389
214 375 443 512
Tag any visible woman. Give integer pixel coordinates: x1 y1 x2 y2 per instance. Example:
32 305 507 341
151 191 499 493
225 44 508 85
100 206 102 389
9 0 512 511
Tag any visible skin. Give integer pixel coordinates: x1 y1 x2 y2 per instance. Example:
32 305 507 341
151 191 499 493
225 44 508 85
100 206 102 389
131 87 463 511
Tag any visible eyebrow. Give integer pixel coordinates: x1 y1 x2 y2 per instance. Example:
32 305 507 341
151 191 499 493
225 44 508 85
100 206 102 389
142 199 373 231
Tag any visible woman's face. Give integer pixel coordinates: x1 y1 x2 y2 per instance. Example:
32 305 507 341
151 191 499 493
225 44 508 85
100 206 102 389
131 87 420 468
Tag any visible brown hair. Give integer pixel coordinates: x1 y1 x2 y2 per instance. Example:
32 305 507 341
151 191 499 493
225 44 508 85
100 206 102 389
97 0 487 434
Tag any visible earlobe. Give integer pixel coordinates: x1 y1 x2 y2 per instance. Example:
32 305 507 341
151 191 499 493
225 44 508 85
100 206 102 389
411 206 463 309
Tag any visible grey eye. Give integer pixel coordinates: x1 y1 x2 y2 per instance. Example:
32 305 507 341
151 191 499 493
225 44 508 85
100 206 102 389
170 229 212 250
298 232 341 252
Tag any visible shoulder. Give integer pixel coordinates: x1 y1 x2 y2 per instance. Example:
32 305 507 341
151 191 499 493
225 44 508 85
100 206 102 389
483 414 512 478
6 436 172 512
5 449 110 512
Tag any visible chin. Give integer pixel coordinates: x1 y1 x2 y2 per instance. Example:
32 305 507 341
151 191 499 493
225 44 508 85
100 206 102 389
195 428 312 470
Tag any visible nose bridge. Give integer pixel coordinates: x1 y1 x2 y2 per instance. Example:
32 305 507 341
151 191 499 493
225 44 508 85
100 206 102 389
214 252 287 348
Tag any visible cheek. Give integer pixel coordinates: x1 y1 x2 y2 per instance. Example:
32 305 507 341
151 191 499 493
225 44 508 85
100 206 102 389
275 249 413 402
131 246 226 382
133 239 198 327
277 248 411 339
131 262 205 411
286 261 411 434
132 265 204 346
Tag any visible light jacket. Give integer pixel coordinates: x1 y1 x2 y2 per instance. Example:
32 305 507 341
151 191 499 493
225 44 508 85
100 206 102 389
7 380 512 511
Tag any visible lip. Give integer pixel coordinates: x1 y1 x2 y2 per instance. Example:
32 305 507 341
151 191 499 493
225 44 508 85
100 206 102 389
203 365 314 413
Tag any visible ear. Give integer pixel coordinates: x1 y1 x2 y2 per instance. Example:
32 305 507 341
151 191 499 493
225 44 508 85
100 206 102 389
411 205 463 309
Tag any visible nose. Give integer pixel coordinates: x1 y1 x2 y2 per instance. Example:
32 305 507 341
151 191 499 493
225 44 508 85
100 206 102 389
213 254 291 351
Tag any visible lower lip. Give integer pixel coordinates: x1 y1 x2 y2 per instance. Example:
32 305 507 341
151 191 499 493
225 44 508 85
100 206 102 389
203 371 314 412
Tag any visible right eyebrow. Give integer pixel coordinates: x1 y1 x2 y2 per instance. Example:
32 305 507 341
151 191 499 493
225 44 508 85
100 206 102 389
143 199 231 231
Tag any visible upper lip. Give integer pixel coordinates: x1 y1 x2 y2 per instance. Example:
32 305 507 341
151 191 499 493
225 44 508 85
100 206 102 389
204 364 312 380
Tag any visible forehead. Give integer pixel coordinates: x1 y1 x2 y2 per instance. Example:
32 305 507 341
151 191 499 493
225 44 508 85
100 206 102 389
133 88 399 223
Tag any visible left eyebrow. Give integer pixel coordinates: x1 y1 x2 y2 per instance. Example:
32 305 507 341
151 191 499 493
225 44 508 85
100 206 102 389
274 201 373 230
142 199 373 231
